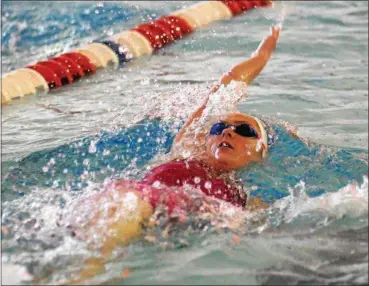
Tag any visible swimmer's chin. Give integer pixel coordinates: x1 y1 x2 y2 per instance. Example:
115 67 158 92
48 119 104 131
207 155 241 172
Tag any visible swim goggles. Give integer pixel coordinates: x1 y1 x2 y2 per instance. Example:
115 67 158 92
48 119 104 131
209 121 259 138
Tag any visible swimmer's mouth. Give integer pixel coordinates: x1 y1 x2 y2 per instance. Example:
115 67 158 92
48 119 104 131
218 141 234 149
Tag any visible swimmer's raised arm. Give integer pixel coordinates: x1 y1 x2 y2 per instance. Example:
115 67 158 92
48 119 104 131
173 25 281 147
215 25 281 90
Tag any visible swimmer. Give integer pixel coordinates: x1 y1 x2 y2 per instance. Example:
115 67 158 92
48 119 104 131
143 24 280 211
102 24 280 216
65 24 281 284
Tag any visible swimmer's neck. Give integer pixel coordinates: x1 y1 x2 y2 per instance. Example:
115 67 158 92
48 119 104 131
184 157 234 178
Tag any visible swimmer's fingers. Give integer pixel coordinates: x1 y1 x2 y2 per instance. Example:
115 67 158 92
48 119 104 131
271 24 281 38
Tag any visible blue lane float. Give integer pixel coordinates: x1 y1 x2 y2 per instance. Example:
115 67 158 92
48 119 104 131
95 40 130 64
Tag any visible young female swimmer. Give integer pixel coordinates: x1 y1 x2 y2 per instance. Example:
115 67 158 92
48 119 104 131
66 24 281 283
112 25 281 212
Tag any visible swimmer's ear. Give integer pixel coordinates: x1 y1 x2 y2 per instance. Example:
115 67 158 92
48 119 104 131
262 147 268 159
256 140 268 159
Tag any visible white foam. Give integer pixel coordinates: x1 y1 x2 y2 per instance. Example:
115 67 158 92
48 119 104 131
1 263 33 285
273 176 368 223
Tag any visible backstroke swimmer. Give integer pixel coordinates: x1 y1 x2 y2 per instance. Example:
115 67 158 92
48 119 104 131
61 24 281 284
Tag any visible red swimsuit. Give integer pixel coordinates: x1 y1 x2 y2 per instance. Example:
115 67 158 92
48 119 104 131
107 160 247 214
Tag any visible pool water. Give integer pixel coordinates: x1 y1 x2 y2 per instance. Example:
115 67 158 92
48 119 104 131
1 1 368 285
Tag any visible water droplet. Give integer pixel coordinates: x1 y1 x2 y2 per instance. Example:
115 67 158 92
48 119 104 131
152 181 162 189
204 181 212 190
256 140 262 152
52 180 59 188
88 141 97 153
125 52 133 60
182 150 191 158
140 77 150 85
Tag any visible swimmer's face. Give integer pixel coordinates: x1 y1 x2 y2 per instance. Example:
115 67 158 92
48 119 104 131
205 113 264 171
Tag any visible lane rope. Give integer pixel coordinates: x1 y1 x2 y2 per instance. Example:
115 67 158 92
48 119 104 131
1 1 272 105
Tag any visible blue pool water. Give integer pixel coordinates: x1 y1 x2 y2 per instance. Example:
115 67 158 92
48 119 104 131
1 1 368 285
2 118 367 203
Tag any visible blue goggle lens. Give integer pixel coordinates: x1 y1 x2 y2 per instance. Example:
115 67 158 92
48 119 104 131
209 122 228 135
209 122 258 138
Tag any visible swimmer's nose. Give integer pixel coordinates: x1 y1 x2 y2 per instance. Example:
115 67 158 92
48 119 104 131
222 128 233 138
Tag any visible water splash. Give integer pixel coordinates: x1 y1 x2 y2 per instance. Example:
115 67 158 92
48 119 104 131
261 176 368 233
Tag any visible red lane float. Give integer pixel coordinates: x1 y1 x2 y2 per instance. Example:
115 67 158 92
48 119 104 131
38 60 73 85
156 15 193 40
52 55 85 81
151 21 175 43
27 64 62 89
221 0 271 15
222 1 243 15
132 23 168 50
60 52 97 75
132 15 194 50
2 1 273 105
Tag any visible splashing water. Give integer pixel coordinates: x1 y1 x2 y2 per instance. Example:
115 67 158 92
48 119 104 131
2 114 367 284
1 0 368 285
